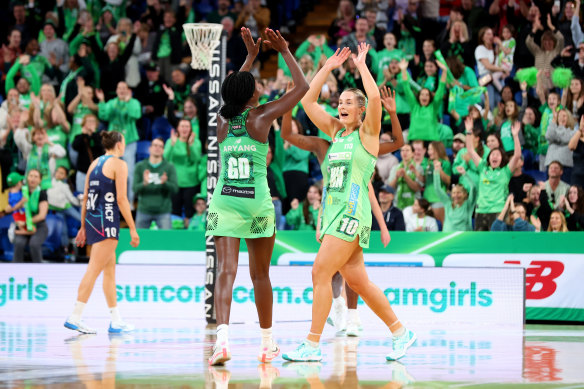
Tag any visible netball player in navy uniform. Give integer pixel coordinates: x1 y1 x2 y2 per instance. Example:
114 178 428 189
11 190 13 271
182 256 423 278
65 131 140 334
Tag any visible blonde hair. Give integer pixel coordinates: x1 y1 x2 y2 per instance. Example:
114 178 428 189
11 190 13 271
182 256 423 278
450 21 469 43
557 108 576 128
547 211 569 232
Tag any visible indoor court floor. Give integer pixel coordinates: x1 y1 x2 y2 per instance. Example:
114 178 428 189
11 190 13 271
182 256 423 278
1 318 583 388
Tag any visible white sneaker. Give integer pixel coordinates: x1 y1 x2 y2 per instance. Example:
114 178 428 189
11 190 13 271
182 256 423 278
258 342 281 363
108 321 135 333
209 341 231 365
327 298 347 334
346 315 362 337
64 317 97 334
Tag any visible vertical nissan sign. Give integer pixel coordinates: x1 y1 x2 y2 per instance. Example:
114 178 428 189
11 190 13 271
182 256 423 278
205 31 226 324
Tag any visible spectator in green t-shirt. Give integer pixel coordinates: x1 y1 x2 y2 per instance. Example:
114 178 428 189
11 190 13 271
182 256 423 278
424 141 452 225
465 116 522 231
134 137 178 230
151 11 183 82
188 195 208 232
283 118 310 208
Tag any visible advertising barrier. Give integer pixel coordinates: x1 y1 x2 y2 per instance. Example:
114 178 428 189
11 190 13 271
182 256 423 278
0 264 524 329
113 230 583 322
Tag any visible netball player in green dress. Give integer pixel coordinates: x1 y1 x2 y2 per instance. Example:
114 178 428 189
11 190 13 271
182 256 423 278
283 44 416 362
206 28 309 365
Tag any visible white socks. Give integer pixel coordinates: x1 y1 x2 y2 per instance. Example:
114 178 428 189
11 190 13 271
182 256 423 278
306 339 319 348
347 308 359 323
70 301 86 322
261 327 272 347
110 306 122 323
393 326 406 338
333 296 345 308
217 324 229 345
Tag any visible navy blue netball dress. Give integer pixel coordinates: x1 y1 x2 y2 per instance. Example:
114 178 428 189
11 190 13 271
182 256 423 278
85 155 120 244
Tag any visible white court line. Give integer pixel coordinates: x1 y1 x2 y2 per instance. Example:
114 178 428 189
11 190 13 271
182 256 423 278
275 238 302 253
409 231 463 254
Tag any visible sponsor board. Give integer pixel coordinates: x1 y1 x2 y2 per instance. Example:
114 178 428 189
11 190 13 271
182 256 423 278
0 264 524 329
443 254 584 321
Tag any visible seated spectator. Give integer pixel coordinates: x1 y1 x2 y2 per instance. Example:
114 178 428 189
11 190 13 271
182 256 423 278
97 82 141 202
536 90 561 172
404 198 439 232
206 0 239 24
451 133 466 162
545 161 570 208
561 78 584 120
435 165 476 232
376 133 399 184
364 6 386 50
560 185 584 231
524 181 553 230
5 172 26 233
568 118 584 187
399 58 448 141
222 16 247 72
465 117 522 231
424 141 452 224
388 143 422 210
491 194 537 232
12 169 49 263
164 120 202 227
497 100 521 154
545 110 577 180
235 0 270 49
134 137 178 230
548 210 569 232
72 114 104 193
267 144 285 230
188 194 208 231
371 185 405 231
441 20 474 69
47 166 81 250
285 185 322 230
509 156 535 203
0 29 23 77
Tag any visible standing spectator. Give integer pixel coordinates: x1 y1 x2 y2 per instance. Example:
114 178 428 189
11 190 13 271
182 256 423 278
561 78 584 120
452 126 489 191
441 21 473 68
436 165 476 232
388 143 422 209
106 18 142 89
97 82 141 203
39 21 69 75
151 11 183 83
498 100 521 153
545 109 577 179
136 62 168 121
371 185 405 231
372 32 404 85
376 133 399 183
5 55 41 109
569 116 584 186
283 118 310 204
164 120 202 227
465 116 522 231
328 0 356 46
0 29 23 78
527 15 564 91
548 210 569 231
12 169 48 263
364 7 386 50
67 78 98 167
72 114 104 193
134 137 178 230
222 16 247 72
561 185 584 230
545 161 570 208
404 198 439 232
475 27 508 109
285 185 322 230
509 156 535 202
206 0 238 24
460 0 489 41
424 141 452 225
399 59 448 141
340 17 377 55
235 0 270 45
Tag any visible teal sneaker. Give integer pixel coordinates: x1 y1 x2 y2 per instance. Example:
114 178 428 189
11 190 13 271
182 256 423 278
282 341 322 362
386 329 416 361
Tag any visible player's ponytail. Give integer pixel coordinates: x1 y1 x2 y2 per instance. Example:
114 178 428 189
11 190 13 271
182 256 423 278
101 130 123 150
219 71 256 119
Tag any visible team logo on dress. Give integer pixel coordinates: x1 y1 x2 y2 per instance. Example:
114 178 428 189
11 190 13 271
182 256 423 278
221 185 255 198
347 183 360 216
328 152 352 161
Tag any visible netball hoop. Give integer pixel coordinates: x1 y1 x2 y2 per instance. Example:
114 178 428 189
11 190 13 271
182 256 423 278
184 23 226 324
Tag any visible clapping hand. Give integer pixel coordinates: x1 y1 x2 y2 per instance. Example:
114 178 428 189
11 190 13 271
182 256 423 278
162 84 175 100
380 86 397 114
351 42 370 67
241 27 261 58
464 115 474 132
324 47 351 70
264 28 288 53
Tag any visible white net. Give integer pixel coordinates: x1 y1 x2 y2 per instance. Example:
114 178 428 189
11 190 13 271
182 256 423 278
183 23 224 70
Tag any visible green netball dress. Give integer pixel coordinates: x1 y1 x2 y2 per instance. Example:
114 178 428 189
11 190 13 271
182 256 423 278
206 109 276 238
320 129 377 248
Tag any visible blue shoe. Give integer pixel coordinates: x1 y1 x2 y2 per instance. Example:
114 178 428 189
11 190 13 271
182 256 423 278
282 341 322 362
64 318 97 334
108 320 135 334
386 329 416 361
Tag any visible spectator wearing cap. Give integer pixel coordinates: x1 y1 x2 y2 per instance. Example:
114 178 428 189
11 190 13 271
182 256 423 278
5 171 26 231
136 62 168 121
39 20 69 75
134 137 178 230
188 194 208 231
371 185 405 231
